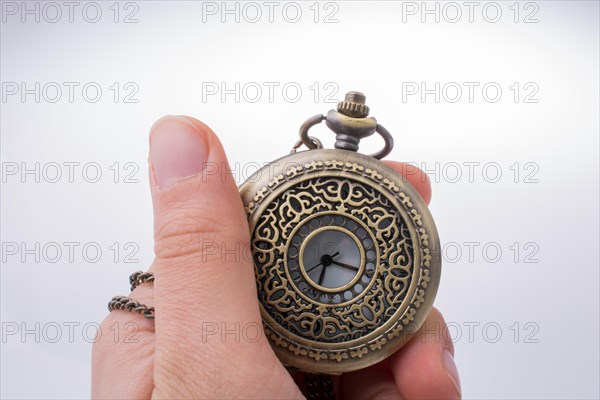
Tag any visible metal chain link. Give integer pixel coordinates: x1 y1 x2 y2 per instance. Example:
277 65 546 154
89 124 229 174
107 271 156 319
305 374 335 400
129 270 155 291
108 295 155 319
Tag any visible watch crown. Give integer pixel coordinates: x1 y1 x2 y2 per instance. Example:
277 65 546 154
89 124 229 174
337 91 370 118
298 90 394 159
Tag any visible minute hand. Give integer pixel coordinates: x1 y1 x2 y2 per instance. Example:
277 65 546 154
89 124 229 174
331 261 360 272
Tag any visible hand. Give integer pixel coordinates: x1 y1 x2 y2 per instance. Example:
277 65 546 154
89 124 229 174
92 115 461 399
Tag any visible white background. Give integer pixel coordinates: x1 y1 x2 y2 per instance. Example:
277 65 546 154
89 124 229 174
1 1 599 398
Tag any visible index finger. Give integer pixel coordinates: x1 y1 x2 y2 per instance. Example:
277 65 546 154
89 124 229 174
383 161 432 205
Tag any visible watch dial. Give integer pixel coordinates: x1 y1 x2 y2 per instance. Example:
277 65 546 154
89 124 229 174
302 228 361 290
286 214 377 304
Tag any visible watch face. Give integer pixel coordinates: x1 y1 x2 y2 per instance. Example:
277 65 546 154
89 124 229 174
241 149 440 374
292 215 375 302
300 224 366 292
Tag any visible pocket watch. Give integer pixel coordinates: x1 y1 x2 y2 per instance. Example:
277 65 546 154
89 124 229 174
239 92 441 375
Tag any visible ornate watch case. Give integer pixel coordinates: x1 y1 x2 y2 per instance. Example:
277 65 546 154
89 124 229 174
239 92 441 374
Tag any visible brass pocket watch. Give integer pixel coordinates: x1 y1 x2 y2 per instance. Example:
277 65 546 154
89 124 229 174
240 92 441 375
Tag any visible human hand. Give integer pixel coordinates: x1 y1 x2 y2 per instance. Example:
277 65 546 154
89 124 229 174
92 115 461 399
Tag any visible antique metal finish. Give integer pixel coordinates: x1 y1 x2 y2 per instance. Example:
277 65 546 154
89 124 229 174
290 135 323 154
299 92 394 159
108 271 156 319
241 96 441 374
108 295 155 319
129 270 155 291
337 91 369 118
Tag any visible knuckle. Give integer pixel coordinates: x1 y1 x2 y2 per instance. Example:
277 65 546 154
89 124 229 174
154 206 248 262
154 207 220 260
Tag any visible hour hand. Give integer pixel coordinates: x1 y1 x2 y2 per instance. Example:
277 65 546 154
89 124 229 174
317 263 327 285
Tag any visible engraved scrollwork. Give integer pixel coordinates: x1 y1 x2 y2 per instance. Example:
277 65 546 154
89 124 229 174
243 156 438 370
252 174 414 344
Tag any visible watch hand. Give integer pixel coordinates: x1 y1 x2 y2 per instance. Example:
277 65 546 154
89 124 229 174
318 263 327 285
305 252 341 274
331 261 360 272
305 262 323 274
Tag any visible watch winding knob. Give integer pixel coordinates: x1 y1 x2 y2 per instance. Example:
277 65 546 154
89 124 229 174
337 91 370 118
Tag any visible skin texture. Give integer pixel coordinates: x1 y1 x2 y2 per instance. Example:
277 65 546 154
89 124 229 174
92 115 460 399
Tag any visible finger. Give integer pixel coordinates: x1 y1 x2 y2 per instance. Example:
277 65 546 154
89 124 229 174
92 280 155 399
148 116 297 398
149 115 259 322
383 161 432 205
389 307 461 399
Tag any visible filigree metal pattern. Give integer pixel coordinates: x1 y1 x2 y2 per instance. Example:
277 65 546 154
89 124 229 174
253 176 413 344
241 151 440 374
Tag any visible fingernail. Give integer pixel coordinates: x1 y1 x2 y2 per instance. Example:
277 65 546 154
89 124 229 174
443 348 461 399
150 116 209 189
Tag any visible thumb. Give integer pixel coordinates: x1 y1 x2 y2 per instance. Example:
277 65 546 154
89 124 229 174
148 116 274 396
